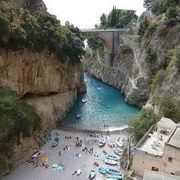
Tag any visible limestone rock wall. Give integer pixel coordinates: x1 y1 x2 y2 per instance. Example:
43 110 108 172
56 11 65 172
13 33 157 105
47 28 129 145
0 49 85 173
84 28 180 107
0 50 84 95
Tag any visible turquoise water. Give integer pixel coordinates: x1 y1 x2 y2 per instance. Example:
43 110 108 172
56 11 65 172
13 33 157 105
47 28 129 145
61 74 140 131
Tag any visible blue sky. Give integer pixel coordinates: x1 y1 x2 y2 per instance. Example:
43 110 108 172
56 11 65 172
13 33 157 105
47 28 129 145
43 0 145 28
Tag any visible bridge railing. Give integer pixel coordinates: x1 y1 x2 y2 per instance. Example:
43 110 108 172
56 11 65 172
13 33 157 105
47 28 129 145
80 28 128 32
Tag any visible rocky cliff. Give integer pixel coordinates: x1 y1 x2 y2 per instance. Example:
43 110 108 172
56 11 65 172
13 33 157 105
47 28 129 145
83 21 180 107
0 49 85 174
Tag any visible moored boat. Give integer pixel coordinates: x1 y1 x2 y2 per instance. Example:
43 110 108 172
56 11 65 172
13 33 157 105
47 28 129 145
106 168 121 176
75 114 81 119
99 167 106 175
105 154 119 161
82 98 87 103
89 169 96 179
104 159 118 165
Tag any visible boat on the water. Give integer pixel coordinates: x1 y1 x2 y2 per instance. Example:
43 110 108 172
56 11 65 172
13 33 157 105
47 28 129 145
82 98 87 103
105 154 119 161
99 167 106 175
98 140 106 147
104 159 118 165
114 148 123 156
106 168 121 176
106 174 123 180
75 114 81 119
89 169 96 179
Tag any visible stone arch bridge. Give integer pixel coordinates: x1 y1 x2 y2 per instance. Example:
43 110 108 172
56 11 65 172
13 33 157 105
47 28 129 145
81 29 128 66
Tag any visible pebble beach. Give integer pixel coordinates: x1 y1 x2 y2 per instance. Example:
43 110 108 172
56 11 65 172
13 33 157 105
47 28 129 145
3 129 129 180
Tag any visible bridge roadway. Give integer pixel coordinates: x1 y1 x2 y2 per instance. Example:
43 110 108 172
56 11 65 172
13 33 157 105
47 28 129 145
80 28 128 32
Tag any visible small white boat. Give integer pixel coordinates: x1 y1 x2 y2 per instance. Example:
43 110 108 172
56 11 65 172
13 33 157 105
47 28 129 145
89 169 96 179
98 140 106 147
105 154 119 161
116 141 124 148
77 169 81 175
114 148 123 156
82 98 87 103
75 114 81 119
104 159 118 165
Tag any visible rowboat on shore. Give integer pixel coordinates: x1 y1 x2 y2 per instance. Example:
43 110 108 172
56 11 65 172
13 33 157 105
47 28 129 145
116 141 124 148
114 148 123 156
104 159 118 165
51 141 58 148
98 140 106 147
99 167 106 174
106 174 123 179
105 154 119 161
89 169 96 179
106 168 121 176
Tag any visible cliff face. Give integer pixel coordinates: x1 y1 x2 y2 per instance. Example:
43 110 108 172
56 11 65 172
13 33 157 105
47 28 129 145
0 50 85 174
0 50 84 95
84 25 180 107
84 33 149 107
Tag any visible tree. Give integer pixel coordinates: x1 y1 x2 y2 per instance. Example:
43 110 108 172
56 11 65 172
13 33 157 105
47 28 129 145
160 93 177 121
100 13 107 28
111 6 117 27
130 108 157 141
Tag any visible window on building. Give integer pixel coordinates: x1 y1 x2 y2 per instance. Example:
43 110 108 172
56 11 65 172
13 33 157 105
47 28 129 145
168 157 173 163
152 167 159 171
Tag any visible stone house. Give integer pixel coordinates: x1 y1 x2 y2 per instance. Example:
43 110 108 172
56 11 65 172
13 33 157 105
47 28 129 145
132 117 180 177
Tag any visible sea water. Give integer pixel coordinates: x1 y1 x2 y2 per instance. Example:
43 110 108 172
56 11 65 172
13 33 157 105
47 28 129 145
61 74 140 131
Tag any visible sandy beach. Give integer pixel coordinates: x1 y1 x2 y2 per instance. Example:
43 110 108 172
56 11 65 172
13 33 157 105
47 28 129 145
3 128 129 180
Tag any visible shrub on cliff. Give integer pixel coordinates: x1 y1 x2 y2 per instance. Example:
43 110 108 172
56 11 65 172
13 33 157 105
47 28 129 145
151 69 166 93
0 88 41 174
145 47 157 63
130 108 158 141
0 2 84 64
174 45 180 71
160 93 180 123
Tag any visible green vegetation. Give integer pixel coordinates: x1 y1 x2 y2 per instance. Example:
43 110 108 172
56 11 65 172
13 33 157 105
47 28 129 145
87 37 104 56
145 47 157 63
160 93 180 123
0 88 40 174
174 45 180 71
151 69 166 92
157 24 167 36
0 1 84 64
119 44 133 54
97 7 137 29
130 108 158 141
144 0 179 16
